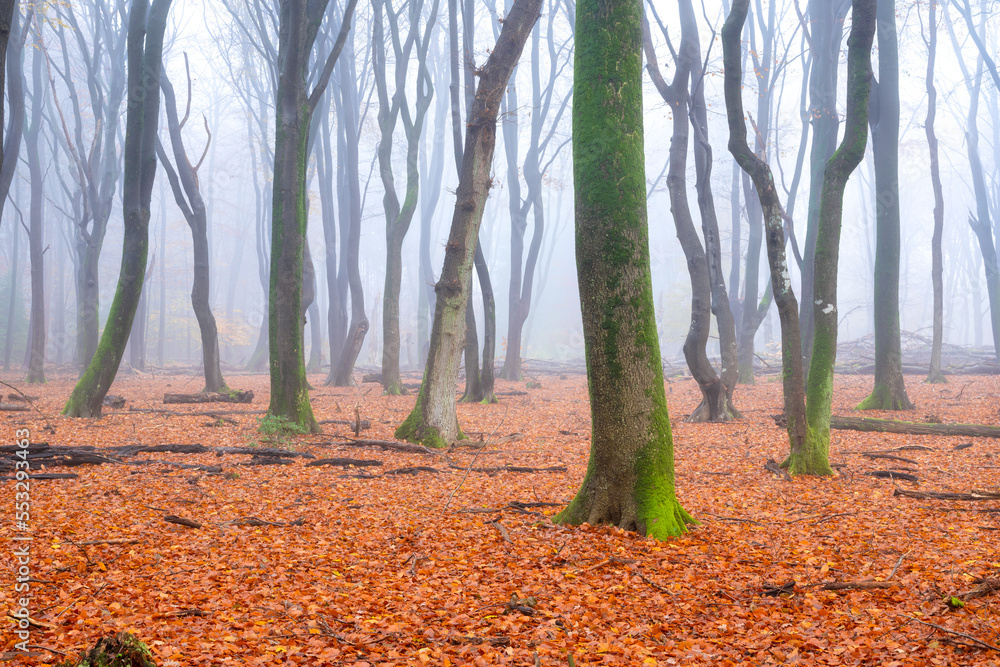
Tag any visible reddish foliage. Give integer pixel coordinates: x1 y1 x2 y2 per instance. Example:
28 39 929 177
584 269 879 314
1 372 998 665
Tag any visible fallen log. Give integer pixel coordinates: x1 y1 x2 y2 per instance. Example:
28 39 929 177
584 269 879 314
0 403 29 411
384 466 440 476
163 515 201 529
164 390 254 404
894 488 1000 501
343 439 440 455
305 458 383 467
868 470 919 482
215 447 314 458
862 452 919 464
820 580 896 591
450 464 567 474
0 472 79 481
831 416 1000 438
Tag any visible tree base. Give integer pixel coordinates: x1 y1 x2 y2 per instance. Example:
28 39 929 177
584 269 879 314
781 425 834 476
56 632 157 667
555 494 696 541
394 394 460 449
686 397 742 423
924 371 947 384
855 382 915 411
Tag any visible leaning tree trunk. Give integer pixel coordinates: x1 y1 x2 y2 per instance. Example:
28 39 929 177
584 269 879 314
555 0 693 540
156 69 226 393
856 0 913 411
798 0 876 476
395 0 541 448
0 0 21 229
722 0 809 471
24 25 44 384
63 0 172 417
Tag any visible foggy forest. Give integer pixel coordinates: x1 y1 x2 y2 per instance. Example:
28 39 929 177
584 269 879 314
1 0 1000 664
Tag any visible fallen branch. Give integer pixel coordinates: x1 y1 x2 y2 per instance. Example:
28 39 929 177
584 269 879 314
831 415 1000 438
955 577 1000 601
894 488 1000 501
862 452 919 465
305 458 383 468
449 464 567 474
902 615 1000 652
343 439 439 455
0 403 30 411
868 470 919 482
164 390 254 404
384 466 440 476
819 580 896 591
163 515 202 529
764 458 792 481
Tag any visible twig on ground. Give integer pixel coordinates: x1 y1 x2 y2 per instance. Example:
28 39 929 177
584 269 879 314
443 406 507 513
902 615 1000 652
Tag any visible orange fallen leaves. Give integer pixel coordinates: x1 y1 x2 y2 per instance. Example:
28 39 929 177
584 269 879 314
0 371 998 665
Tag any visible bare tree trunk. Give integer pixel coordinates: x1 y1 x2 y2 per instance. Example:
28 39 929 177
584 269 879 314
723 0 809 470
24 21 44 383
396 0 541 447
155 66 226 392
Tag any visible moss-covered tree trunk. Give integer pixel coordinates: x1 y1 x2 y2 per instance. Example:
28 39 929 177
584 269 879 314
856 0 913 411
63 0 172 418
795 0 876 475
24 24 44 384
156 69 226 393
556 0 693 540
799 0 849 366
722 0 808 469
268 0 356 431
396 0 541 448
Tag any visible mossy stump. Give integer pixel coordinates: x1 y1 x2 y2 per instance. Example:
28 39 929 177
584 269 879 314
56 632 156 667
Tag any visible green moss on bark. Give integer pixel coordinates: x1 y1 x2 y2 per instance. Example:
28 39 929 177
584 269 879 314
856 382 913 411
394 385 460 448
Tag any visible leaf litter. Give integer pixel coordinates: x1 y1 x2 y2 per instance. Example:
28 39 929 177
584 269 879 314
1 371 998 665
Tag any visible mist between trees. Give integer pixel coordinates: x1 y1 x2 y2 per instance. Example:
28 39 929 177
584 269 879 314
0 0 997 398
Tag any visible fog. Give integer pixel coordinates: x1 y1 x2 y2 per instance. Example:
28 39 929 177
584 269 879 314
0 0 997 378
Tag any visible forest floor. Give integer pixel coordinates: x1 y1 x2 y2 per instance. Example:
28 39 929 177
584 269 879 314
0 369 998 666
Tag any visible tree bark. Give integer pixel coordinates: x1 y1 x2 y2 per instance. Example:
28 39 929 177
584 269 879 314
396 0 541 448
723 0 809 471
268 0 357 431
555 0 692 540
799 0 849 367
0 0 20 228
643 3 733 422
856 0 913 411
24 20 44 384
156 67 226 392
374 0 437 396
924 0 945 384
797 0 875 476
330 41 369 387
62 0 172 417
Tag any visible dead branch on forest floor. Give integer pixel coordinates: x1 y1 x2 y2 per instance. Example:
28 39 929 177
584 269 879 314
902 616 1000 652
894 488 1000 501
